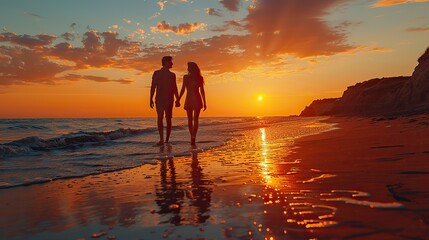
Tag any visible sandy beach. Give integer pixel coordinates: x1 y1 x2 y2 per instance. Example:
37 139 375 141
1 115 429 240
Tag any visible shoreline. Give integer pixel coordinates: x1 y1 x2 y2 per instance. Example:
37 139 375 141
1 115 429 239
0 116 325 189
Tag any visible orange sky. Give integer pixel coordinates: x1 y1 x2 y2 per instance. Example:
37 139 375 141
1 0 428 118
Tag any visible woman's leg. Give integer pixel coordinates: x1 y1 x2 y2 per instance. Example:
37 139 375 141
193 109 201 141
186 109 194 138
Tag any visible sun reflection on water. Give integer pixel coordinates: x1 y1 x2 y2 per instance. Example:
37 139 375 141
259 128 272 185
256 126 340 238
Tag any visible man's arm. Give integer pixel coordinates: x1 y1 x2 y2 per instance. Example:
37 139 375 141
173 73 180 107
150 72 157 108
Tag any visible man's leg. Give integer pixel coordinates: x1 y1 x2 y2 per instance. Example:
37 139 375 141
165 105 173 143
156 107 165 144
165 117 172 143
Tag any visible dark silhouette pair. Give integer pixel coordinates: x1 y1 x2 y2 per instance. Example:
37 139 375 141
150 56 207 146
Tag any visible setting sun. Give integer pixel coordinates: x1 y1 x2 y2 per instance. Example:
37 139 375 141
258 96 263 101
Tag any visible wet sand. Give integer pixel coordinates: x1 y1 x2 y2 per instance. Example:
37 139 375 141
1 116 429 239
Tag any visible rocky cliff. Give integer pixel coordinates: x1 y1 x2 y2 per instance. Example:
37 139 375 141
396 47 429 110
300 47 429 116
299 98 339 116
332 76 409 115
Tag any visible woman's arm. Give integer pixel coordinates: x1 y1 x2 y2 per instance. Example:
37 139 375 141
200 81 207 111
178 75 186 101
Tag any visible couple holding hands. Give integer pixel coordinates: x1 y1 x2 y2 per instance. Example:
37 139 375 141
150 56 207 146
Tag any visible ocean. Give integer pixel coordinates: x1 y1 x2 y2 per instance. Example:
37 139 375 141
0 117 333 189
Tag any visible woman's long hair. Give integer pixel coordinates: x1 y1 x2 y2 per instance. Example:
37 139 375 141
187 62 204 84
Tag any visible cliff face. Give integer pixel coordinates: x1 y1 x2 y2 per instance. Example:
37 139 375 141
332 76 409 115
300 47 429 117
397 48 429 108
299 98 339 116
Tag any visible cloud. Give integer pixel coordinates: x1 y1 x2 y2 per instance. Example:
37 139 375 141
210 20 246 32
367 47 393 52
243 0 353 58
166 0 188 4
134 28 146 38
0 32 56 48
158 1 166 10
0 46 70 85
149 12 161 20
63 74 133 84
137 0 354 74
123 18 132 24
406 27 429 32
150 21 207 35
50 30 139 68
335 20 363 31
82 31 102 52
206 8 222 16
219 0 240 12
24 12 44 19
372 0 429 7
0 0 357 86
61 32 76 41
0 30 141 86
157 0 189 11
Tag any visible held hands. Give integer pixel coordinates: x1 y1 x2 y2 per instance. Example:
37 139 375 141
150 100 154 109
175 100 181 107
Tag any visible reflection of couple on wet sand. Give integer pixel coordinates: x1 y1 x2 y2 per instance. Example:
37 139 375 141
155 153 212 225
150 56 207 146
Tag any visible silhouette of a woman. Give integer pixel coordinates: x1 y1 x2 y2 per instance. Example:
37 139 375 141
178 62 207 145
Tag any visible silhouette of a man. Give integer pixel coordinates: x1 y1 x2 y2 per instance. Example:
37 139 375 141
150 56 180 145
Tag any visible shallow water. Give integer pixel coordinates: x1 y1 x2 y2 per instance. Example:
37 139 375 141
1 116 428 239
0 116 299 188
0 117 343 239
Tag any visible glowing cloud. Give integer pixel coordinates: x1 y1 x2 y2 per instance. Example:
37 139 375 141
64 74 133 84
406 27 429 32
0 31 140 85
243 0 353 57
149 12 161 20
158 1 166 10
206 8 222 16
0 0 357 87
372 0 429 7
150 21 207 35
0 46 70 85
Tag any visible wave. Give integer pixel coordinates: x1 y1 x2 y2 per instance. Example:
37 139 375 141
0 127 155 158
7 124 50 130
0 163 146 189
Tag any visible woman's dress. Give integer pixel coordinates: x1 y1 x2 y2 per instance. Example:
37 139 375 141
184 75 203 110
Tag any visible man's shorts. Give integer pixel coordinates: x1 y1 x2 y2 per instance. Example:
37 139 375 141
156 103 173 119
